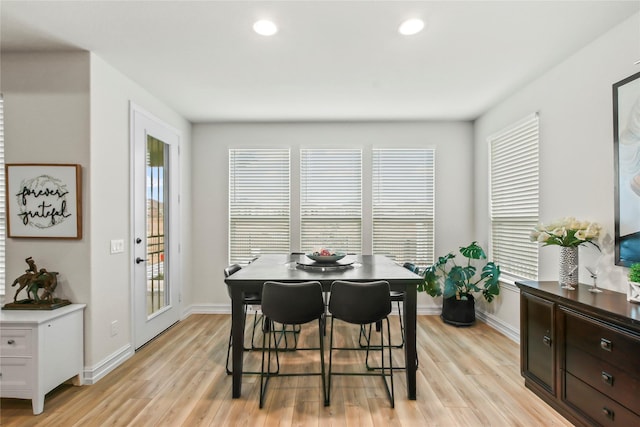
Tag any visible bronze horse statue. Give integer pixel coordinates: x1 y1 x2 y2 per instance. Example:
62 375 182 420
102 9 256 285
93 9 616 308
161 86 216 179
27 271 59 303
11 272 35 302
11 265 59 303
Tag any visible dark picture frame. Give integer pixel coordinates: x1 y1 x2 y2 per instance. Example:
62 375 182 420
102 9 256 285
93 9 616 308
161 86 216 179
6 163 82 239
614 71 640 266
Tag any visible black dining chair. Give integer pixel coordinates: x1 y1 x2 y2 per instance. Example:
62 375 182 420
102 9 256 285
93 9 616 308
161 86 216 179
327 280 394 408
359 262 419 371
224 264 276 376
259 280 327 408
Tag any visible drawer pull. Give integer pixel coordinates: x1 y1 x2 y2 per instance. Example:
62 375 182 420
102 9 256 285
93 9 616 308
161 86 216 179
602 407 614 420
599 338 612 352
542 335 552 347
7 339 15 345
601 371 614 386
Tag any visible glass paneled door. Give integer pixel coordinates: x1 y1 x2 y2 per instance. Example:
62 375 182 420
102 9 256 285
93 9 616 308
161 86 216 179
146 136 167 315
131 104 181 349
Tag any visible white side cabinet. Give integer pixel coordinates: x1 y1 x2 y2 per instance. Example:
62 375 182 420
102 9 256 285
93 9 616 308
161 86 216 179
0 304 85 415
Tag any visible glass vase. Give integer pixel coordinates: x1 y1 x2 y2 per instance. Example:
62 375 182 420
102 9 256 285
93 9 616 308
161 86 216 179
559 246 578 290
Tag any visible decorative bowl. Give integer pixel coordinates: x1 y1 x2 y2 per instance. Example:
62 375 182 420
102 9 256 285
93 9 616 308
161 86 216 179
306 252 346 263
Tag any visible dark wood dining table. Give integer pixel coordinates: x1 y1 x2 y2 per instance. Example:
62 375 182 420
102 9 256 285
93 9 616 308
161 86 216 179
224 253 422 400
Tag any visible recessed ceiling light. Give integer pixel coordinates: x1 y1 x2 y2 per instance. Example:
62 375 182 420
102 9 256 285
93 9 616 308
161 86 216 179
253 20 278 36
398 18 424 36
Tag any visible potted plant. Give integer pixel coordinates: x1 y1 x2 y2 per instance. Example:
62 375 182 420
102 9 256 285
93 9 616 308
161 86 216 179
628 263 640 303
418 241 501 326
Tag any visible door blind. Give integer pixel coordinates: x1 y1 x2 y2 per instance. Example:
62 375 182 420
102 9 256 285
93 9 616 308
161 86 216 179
372 148 435 266
229 149 290 264
300 149 362 253
489 113 539 279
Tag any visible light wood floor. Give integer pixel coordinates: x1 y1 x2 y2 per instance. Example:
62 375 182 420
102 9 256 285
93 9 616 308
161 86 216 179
1 314 573 426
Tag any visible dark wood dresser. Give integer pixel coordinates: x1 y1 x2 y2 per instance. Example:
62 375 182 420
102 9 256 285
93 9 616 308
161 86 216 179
516 280 640 426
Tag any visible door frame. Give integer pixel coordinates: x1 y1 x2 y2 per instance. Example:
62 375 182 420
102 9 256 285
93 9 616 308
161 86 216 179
129 102 182 349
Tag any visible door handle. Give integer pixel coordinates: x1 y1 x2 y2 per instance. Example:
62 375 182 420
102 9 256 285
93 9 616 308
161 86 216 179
136 257 146 264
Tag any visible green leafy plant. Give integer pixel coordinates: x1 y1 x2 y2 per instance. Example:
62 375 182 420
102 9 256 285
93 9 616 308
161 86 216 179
629 263 640 283
418 241 501 303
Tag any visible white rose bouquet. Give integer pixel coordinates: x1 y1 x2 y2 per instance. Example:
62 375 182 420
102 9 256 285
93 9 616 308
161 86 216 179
530 217 601 248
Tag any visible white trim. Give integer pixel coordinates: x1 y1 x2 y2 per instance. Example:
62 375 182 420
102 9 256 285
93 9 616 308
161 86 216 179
476 310 520 344
82 344 133 385
183 303 231 316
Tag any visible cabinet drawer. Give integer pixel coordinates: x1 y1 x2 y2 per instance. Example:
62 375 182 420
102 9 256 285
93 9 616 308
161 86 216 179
565 373 640 426
564 310 640 378
0 357 32 394
0 329 32 356
566 344 640 413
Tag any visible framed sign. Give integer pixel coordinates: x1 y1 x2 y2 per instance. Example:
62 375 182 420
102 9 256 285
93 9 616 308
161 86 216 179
614 71 640 266
6 164 82 239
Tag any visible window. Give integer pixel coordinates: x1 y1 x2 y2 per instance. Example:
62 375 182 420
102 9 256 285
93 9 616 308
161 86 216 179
300 149 362 253
489 113 539 279
372 149 435 265
229 149 290 264
0 95 4 295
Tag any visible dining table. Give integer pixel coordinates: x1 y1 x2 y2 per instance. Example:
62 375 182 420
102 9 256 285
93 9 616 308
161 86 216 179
224 253 422 400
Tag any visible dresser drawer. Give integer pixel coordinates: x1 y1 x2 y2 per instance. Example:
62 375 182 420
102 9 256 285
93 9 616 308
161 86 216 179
566 344 640 413
0 357 33 394
564 310 640 378
0 329 32 357
565 373 640 426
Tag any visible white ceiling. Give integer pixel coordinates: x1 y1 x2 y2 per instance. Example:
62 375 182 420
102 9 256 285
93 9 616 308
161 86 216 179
2 1 639 122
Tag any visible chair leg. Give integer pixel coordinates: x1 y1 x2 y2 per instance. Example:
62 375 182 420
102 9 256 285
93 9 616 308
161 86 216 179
364 300 419 371
382 317 395 408
327 316 335 406
260 319 280 408
329 316 395 408
319 317 328 406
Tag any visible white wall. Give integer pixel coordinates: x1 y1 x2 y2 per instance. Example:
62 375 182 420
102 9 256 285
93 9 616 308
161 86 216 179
88 54 192 378
474 13 640 333
190 121 473 313
2 51 92 309
1 51 192 382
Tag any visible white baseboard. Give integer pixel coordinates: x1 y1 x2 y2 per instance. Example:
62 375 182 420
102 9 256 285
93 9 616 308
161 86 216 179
183 303 230 317
83 344 133 385
476 310 520 344
83 303 518 385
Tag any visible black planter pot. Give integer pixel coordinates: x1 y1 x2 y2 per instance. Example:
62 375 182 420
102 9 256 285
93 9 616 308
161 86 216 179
441 294 475 326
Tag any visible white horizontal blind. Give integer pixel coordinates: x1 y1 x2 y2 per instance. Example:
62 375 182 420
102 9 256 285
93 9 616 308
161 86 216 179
229 149 290 264
372 149 435 266
0 95 4 295
300 149 362 253
489 113 539 279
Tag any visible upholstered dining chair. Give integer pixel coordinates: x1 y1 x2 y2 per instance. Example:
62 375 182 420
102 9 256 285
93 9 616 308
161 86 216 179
327 280 395 408
259 280 327 408
360 262 419 371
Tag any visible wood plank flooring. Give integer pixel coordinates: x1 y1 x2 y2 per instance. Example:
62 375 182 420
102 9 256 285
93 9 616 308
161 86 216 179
1 314 573 426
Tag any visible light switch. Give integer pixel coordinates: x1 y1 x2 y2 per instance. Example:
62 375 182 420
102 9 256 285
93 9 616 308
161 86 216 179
110 239 125 254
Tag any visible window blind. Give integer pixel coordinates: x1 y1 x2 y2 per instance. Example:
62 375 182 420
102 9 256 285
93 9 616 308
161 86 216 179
300 149 362 253
229 149 290 264
372 148 435 266
0 95 4 295
489 113 539 279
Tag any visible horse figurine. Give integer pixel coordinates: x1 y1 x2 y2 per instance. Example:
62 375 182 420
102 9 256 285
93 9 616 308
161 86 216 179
11 272 37 302
10 257 59 304
26 270 59 303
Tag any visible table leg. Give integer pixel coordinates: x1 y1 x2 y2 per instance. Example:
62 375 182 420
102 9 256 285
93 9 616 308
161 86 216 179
403 284 417 400
231 288 245 398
